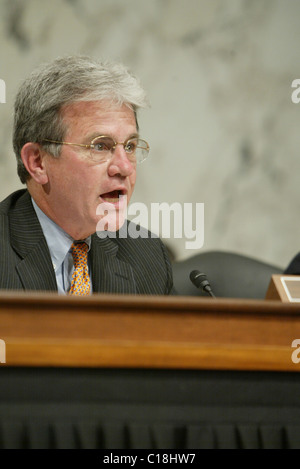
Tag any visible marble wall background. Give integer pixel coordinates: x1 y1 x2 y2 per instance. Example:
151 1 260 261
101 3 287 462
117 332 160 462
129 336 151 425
0 0 300 267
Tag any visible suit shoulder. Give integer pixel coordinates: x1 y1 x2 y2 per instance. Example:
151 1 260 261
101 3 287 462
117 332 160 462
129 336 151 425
0 189 28 215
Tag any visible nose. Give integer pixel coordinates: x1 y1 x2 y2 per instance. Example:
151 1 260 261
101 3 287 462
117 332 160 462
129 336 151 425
107 144 135 178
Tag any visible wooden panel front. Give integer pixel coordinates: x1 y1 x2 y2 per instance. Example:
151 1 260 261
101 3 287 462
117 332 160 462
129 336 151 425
0 291 300 371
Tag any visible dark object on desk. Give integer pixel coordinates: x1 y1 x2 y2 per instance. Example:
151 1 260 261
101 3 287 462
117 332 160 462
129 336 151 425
172 250 283 299
284 252 300 275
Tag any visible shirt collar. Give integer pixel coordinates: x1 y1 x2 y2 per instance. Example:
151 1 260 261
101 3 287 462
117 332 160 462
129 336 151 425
32 198 91 272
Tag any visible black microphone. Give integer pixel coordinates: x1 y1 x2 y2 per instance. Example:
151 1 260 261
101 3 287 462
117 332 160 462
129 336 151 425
189 270 216 298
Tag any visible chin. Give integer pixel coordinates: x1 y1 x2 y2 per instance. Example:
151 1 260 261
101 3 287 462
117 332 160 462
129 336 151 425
95 212 126 233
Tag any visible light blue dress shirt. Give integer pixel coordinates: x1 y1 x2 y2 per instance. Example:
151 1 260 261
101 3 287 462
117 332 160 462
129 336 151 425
32 199 92 294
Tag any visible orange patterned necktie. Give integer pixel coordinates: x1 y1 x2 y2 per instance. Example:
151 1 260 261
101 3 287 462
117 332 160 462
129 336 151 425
69 242 91 296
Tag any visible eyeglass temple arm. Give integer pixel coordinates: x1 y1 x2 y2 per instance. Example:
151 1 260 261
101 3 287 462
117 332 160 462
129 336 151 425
42 139 90 149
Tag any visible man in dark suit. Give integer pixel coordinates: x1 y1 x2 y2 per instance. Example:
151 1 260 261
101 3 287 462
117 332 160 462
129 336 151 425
0 55 174 295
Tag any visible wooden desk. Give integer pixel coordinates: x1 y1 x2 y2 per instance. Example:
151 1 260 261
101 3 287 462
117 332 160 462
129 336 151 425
0 291 300 371
1 292 300 448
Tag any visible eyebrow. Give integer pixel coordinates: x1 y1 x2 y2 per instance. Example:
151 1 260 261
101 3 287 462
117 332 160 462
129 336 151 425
84 132 140 143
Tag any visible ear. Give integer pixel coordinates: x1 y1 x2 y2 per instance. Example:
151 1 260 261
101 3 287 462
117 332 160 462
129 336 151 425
20 143 49 185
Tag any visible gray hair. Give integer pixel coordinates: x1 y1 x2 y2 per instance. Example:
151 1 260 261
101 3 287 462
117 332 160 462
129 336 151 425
13 55 148 183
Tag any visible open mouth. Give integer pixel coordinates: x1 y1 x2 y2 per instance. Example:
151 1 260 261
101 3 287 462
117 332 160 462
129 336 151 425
100 189 125 203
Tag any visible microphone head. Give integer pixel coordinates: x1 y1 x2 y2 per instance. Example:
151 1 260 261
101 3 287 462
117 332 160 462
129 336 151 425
190 270 215 298
189 270 209 289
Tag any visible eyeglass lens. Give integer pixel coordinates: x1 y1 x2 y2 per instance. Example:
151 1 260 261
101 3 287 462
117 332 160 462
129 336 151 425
90 136 149 163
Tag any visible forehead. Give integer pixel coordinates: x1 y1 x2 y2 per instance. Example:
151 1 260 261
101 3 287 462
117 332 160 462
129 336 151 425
61 100 137 139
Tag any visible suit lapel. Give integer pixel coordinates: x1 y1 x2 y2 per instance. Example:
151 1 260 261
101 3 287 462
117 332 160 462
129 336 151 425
91 234 136 294
9 191 57 291
9 191 136 293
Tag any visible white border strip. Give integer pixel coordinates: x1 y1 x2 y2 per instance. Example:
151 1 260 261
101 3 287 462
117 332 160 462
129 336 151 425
0 339 5 363
281 276 300 302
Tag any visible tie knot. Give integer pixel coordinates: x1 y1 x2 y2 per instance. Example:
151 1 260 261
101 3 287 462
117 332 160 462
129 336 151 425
71 242 89 265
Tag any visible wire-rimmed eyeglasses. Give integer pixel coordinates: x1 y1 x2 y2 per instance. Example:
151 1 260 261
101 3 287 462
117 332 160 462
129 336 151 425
42 135 150 164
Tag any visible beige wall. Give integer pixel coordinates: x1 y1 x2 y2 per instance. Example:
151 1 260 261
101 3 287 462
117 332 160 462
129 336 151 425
0 0 299 267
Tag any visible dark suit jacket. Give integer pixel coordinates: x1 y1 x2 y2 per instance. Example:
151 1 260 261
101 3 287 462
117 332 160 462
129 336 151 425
0 190 174 294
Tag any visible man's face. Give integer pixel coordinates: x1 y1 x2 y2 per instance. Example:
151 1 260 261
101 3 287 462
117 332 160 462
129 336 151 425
41 100 138 239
